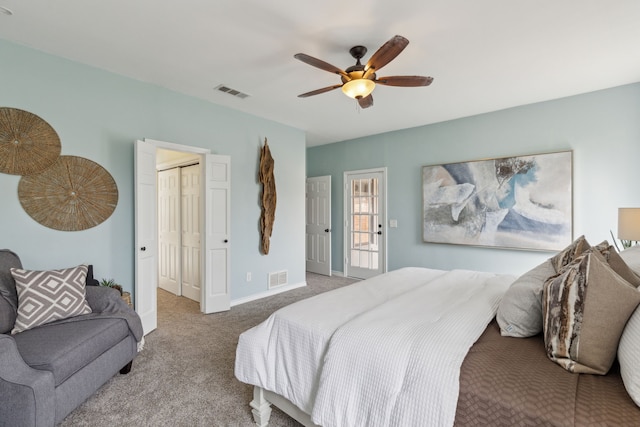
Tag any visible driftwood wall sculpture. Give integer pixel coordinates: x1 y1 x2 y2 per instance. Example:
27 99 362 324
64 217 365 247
259 138 276 254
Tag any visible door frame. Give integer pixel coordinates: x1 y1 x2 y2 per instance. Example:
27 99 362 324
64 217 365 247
343 167 388 279
135 138 230 335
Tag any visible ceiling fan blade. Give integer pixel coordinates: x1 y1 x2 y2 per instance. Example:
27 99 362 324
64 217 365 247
298 84 343 98
358 94 374 109
375 75 434 87
363 35 409 78
294 53 350 79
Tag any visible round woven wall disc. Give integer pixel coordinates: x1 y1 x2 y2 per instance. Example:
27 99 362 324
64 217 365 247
18 156 118 231
0 107 61 175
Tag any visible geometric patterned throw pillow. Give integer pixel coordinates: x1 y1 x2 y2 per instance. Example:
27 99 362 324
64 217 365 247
10 264 92 334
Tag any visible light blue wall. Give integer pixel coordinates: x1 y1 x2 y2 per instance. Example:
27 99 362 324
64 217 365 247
0 40 306 301
307 83 640 276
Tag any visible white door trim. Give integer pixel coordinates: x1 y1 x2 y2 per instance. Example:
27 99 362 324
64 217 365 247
343 167 388 279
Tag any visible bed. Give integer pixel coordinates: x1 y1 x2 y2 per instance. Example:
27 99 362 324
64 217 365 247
235 242 640 426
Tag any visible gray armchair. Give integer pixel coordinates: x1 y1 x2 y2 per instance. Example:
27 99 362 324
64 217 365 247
0 250 143 426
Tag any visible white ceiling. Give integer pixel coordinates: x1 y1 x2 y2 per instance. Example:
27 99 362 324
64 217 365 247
1 1 639 147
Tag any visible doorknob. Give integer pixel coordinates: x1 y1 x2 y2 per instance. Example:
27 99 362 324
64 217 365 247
325 228 331 233
224 239 228 243
140 247 146 251
377 231 382 235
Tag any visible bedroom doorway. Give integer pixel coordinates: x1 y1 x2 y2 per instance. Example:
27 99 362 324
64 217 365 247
306 175 332 276
344 168 387 279
134 139 231 336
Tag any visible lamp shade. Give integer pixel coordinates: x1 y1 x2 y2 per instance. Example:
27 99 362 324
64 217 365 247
341 79 375 99
618 208 640 241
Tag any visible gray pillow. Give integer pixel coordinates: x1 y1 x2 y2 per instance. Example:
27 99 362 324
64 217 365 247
497 259 556 337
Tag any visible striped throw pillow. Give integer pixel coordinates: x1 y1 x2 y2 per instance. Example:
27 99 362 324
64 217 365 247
543 250 640 374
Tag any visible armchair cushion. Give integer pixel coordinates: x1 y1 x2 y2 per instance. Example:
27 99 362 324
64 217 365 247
12 317 129 386
11 265 92 334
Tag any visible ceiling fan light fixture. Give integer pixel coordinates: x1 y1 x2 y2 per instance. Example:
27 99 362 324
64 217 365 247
341 78 375 99
295 35 430 108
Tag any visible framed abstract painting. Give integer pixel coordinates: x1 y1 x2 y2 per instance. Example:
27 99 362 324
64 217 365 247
422 151 572 251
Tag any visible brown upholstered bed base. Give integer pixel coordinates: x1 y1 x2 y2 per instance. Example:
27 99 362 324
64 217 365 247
455 320 640 426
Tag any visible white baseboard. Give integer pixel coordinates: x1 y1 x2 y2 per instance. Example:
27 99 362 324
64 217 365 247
231 281 307 307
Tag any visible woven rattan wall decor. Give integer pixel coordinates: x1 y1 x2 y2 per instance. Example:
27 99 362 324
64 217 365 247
259 138 276 254
0 107 61 175
18 155 118 231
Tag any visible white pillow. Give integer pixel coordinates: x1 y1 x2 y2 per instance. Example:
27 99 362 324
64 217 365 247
496 259 556 337
620 245 640 276
617 246 640 407
619 305 640 407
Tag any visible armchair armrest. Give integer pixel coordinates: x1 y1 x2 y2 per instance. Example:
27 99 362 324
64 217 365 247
84 286 144 343
85 285 129 313
0 334 55 427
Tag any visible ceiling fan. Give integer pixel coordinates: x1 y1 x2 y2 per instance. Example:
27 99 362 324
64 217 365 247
294 35 433 109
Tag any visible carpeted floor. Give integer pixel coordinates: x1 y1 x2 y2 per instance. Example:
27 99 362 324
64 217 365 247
59 273 357 427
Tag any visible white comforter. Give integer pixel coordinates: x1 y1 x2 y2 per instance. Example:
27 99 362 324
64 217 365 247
235 267 515 427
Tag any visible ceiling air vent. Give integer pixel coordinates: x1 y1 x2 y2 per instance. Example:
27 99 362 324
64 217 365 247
214 84 250 99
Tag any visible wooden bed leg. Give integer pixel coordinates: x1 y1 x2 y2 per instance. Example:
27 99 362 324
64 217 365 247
250 386 272 427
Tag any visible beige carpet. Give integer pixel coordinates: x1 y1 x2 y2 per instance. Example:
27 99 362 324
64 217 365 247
60 273 357 427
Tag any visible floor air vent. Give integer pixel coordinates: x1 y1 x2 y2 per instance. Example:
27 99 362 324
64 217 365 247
268 270 288 289
214 84 250 99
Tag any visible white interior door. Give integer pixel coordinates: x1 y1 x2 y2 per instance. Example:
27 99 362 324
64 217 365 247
202 154 230 314
306 175 332 276
181 164 201 302
344 169 387 280
135 140 158 335
158 168 180 296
